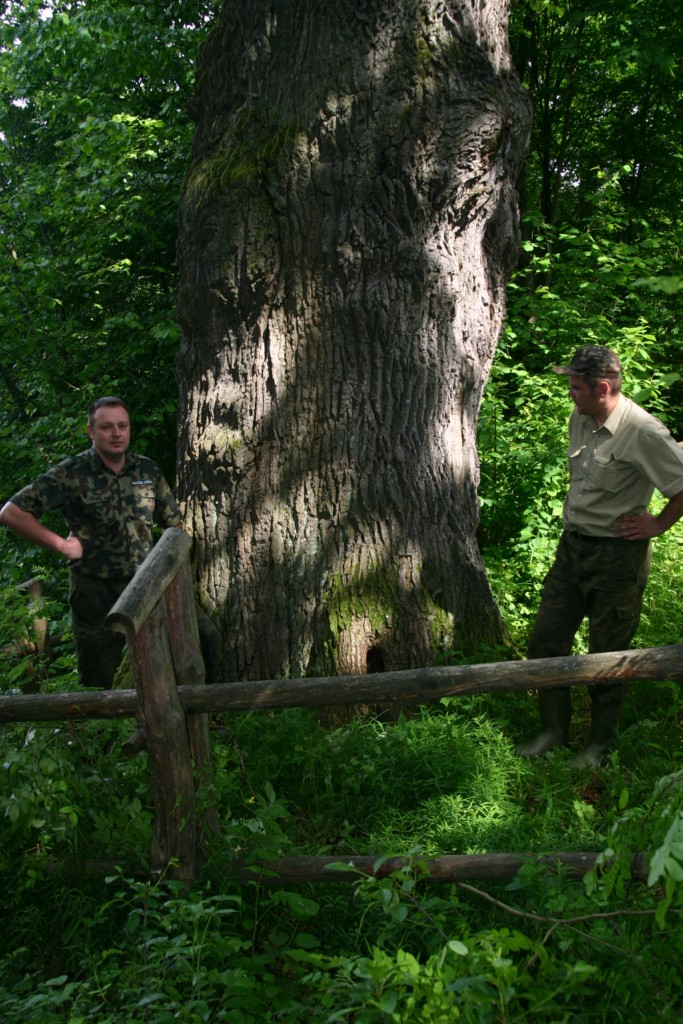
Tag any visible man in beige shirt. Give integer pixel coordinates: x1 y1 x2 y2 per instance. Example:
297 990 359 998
517 345 683 766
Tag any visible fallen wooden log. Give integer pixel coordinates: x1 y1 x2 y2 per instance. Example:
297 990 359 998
239 851 650 884
41 850 651 886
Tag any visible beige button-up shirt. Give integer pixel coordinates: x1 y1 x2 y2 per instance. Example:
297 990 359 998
563 394 683 536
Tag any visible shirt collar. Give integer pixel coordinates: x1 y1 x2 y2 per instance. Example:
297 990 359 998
600 392 627 436
88 447 135 473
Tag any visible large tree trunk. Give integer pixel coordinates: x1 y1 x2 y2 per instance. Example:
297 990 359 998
176 0 531 682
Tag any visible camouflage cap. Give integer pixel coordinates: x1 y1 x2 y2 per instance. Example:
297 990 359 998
552 345 622 378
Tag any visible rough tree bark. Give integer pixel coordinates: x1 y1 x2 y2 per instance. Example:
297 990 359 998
176 0 532 682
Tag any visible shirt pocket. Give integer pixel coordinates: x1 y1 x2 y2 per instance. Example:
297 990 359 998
568 444 588 479
590 452 631 493
79 489 118 530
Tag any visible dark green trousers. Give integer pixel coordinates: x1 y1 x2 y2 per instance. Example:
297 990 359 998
527 530 652 711
69 571 222 689
69 572 129 689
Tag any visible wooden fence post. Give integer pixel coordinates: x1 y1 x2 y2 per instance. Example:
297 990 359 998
163 557 220 846
9 578 54 692
107 529 207 883
125 601 197 883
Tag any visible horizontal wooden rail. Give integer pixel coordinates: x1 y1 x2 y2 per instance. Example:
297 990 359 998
177 643 683 712
1 644 681 723
240 851 650 884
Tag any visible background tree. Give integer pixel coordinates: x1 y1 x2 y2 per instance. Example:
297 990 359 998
513 0 683 238
505 0 683 387
176 0 532 683
0 0 216 507
479 0 683 604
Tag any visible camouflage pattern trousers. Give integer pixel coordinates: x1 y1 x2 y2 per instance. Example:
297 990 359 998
68 570 222 689
527 530 652 711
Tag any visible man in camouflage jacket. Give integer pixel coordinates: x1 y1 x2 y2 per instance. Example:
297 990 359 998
0 396 219 688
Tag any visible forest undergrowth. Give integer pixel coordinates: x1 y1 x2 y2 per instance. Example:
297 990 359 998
1 519 683 1022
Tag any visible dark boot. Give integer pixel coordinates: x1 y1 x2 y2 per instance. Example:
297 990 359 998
516 688 571 757
572 689 625 768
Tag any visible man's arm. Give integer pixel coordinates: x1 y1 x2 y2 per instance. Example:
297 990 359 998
153 471 182 529
0 501 83 560
615 489 683 541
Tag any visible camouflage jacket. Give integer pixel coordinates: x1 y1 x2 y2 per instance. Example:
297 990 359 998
10 448 181 579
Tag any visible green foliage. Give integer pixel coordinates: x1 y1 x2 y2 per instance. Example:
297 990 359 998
1 683 683 1020
0 718 155 894
2 0 683 1019
289 925 595 1023
509 0 683 234
0 0 218 496
586 770 683 927
478 205 683 649
3 749 683 1021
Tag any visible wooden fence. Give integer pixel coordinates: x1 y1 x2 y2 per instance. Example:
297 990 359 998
1 527 682 885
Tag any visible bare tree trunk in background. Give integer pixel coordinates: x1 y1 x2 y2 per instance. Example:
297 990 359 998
176 0 531 682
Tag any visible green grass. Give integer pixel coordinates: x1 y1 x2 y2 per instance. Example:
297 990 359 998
213 689 681 861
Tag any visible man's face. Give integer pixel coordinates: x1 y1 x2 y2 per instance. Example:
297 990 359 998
567 374 602 417
88 405 131 461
